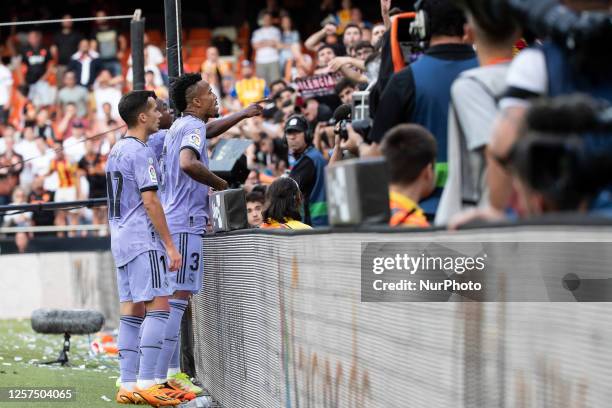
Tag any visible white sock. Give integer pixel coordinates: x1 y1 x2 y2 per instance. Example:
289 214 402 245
167 367 180 377
136 379 156 390
122 382 136 392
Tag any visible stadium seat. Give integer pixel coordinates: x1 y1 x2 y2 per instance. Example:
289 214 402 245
146 30 164 46
188 28 212 42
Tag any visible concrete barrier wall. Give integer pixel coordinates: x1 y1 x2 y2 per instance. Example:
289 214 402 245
0 251 119 329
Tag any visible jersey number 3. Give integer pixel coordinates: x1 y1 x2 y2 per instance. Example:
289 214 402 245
106 171 123 219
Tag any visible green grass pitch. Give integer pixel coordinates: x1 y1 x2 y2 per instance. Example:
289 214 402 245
0 319 119 407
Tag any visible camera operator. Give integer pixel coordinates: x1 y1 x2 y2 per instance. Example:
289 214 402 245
285 115 329 227
370 0 478 218
450 94 612 228
435 0 521 225
488 0 612 212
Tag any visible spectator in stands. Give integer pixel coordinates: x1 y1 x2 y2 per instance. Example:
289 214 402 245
328 42 371 84
57 71 89 118
62 120 87 163
2 187 31 228
435 2 520 225
145 70 168 100
251 10 282 85
371 0 478 218
93 69 122 121
381 124 437 228
371 23 386 47
28 176 55 232
335 78 357 105
92 10 125 77
143 32 164 67
305 21 341 54
285 115 328 227
0 134 24 207
78 139 107 234
244 169 261 193
33 109 57 144
0 56 13 125
246 190 265 228
201 46 229 97
342 23 363 57
47 141 80 237
314 44 337 75
231 60 270 107
279 13 300 73
260 177 312 229
69 39 100 88
21 30 50 95
2 186 31 253
0 124 16 154
52 15 83 88
30 136 55 180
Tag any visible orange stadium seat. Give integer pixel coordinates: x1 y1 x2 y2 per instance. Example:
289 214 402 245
190 46 207 59
188 28 212 42
146 30 164 46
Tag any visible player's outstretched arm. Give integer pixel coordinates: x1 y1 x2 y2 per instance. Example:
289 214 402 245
179 148 229 191
205 103 263 139
141 190 182 271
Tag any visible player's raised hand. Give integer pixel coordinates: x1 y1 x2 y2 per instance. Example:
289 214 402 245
166 244 182 272
244 102 265 118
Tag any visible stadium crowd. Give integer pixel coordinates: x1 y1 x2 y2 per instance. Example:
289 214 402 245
1 0 611 249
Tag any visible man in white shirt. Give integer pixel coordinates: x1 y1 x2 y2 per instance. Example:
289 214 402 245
93 69 121 121
62 120 87 163
251 10 281 85
0 56 13 125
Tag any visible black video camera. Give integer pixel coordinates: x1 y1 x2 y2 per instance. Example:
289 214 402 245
455 0 612 79
507 95 612 209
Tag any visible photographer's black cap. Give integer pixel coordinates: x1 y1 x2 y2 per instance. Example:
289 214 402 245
285 115 309 133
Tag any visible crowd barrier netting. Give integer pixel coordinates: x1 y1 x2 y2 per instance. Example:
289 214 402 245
191 224 612 408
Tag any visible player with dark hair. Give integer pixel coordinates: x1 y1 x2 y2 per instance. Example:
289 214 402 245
154 73 262 394
381 124 437 228
260 177 312 230
107 90 185 405
147 98 174 160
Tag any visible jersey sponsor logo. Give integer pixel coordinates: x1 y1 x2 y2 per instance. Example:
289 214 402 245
148 165 158 183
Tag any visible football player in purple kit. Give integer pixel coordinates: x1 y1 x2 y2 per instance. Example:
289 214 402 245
106 90 188 406
153 73 262 394
147 98 174 161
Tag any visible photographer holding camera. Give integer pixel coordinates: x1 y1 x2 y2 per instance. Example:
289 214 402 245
451 94 612 228
488 0 612 212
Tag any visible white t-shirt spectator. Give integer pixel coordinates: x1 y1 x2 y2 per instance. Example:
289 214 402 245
0 63 13 107
63 135 87 164
93 85 121 120
251 26 281 64
30 148 54 177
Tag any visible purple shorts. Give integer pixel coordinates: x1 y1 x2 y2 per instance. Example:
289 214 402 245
168 233 204 294
116 250 173 303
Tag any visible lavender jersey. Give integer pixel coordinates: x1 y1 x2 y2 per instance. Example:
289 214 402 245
160 115 209 235
147 129 167 161
105 136 164 267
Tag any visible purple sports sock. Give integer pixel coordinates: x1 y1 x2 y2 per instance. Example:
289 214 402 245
118 315 144 384
155 299 188 379
138 310 169 382
169 335 181 371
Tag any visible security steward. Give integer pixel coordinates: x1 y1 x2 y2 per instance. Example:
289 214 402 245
285 115 328 227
